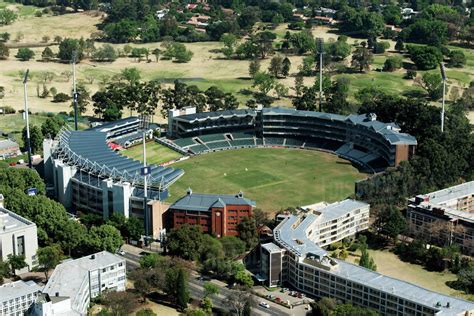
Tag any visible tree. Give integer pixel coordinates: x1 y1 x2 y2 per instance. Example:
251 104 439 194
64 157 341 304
203 282 219 298
86 224 123 253
395 39 404 52
220 236 246 258
237 217 258 250
73 83 90 115
173 43 193 63
417 72 443 100
61 70 73 82
268 55 284 78
325 77 351 114
0 9 17 25
58 38 83 62
37 244 62 280
243 300 252 316
351 46 373 73
121 67 141 84
252 72 276 96
327 36 352 61
226 289 252 316
92 44 118 62
359 247 377 271
407 45 442 70
383 5 402 25
167 224 204 261
41 116 65 139
248 59 260 79
311 297 337 316
41 47 55 62
294 74 304 97
402 19 448 46
456 266 474 293
7 254 27 276
15 48 34 61
425 246 445 271
57 220 87 257
293 86 317 111
448 50 466 68
235 270 254 288
177 268 190 311
0 42 9 60
221 33 237 59
152 48 160 62
374 206 407 241
0 260 10 285
289 30 314 55
22 125 43 154
102 291 139 316
139 253 163 269
281 57 291 77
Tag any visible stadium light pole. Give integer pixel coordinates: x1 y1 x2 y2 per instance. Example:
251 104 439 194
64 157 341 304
23 69 32 169
140 115 151 246
72 51 78 131
440 63 447 133
317 38 324 112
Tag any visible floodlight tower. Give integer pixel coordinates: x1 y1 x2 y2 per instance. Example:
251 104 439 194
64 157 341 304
72 51 78 131
140 114 151 245
440 63 447 133
317 38 324 112
22 69 32 169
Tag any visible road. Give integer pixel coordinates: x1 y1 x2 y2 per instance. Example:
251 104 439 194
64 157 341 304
120 250 307 316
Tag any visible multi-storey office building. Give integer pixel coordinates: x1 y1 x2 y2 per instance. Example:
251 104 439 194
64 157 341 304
261 208 474 315
42 251 126 315
166 107 417 172
0 280 42 316
43 118 184 239
166 189 255 237
407 181 474 255
0 195 38 274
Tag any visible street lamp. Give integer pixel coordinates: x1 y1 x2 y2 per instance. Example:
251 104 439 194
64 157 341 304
440 63 447 133
22 69 32 169
316 38 324 112
72 51 78 131
140 114 151 245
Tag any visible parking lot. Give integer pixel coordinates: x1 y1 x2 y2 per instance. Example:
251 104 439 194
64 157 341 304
253 286 314 311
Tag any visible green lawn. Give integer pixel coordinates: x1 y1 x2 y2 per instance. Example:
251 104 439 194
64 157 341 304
166 148 366 212
122 141 182 165
347 248 474 300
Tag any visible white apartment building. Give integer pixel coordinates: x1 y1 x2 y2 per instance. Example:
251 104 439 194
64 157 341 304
260 205 474 315
407 181 474 255
299 199 370 247
0 280 42 316
41 251 126 315
0 194 38 274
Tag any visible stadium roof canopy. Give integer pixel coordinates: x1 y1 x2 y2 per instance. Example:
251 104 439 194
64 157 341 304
262 107 417 146
172 109 257 123
55 128 183 190
170 190 256 212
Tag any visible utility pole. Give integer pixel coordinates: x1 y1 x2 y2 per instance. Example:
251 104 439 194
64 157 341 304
72 51 78 131
140 115 151 246
440 63 447 133
317 38 324 112
22 70 32 169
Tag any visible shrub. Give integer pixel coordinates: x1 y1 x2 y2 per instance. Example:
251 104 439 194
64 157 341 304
405 69 417 79
407 45 442 70
2 106 15 114
15 48 34 61
448 50 466 68
373 41 390 54
383 56 403 72
52 93 70 103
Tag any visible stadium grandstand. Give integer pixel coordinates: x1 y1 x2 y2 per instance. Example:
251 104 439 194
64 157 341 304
159 107 417 173
43 117 184 239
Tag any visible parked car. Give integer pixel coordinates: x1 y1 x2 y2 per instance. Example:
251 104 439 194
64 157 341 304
266 294 275 300
117 249 125 256
259 302 270 309
275 297 282 303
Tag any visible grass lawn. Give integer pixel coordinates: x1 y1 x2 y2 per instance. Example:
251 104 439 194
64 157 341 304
166 148 366 212
122 141 182 165
347 248 474 300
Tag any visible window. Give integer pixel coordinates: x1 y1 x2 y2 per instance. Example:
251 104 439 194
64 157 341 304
16 236 25 256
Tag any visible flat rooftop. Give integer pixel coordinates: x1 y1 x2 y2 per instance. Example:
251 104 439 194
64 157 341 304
0 205 36 235
0 280 42 302
43 251 124 301
302 199 369 223
415 181 474 206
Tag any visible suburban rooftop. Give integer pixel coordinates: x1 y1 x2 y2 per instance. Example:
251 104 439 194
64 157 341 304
0 197 36 235
170 189 256 212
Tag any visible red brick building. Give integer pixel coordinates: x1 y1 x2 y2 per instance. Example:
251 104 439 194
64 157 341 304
167 189 255 237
